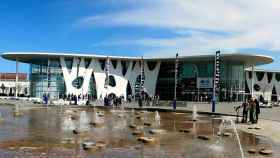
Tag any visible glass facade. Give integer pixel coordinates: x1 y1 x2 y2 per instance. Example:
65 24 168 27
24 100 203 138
30 59 65 99
155 60 245 101
29 57 245 102
29 59 96 99
219 61 245 102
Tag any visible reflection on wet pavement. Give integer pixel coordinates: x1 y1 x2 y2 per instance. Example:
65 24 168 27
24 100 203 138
0 105 278 158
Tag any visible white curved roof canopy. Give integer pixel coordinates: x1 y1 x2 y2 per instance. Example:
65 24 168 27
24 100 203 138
1 52 273 67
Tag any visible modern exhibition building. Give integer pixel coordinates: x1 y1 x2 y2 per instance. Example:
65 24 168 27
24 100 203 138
1 52 274 102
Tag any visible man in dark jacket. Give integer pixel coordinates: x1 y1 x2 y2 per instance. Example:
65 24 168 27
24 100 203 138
255 98 260 123
241 100 249 123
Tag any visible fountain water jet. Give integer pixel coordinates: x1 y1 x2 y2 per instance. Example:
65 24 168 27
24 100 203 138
230 119 245 158
218 117 245 158
79 111 89 131
149 111 166 135
155 111 161 128
90 110 103 127
117 104 126 118
192 105 198 121
13 104 21 117
0 112 3 121
63 116 75 131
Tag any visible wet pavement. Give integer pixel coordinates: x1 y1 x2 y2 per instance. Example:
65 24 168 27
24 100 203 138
0 105 279 158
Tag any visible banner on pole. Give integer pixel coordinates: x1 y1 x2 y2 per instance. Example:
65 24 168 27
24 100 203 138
105 57 110 88
175 53 179 88
214 51 221 96
140 56 145 91
47 60 51 88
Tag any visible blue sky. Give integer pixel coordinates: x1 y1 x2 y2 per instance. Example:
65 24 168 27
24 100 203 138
1 0 280 73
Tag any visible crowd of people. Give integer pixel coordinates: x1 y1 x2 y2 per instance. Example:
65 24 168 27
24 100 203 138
43 92 264 125
239 96 260 124
137 93 160 108
103 93 160 108
63 93 92 105
103 95 124 107
42 92 161 107
42 93 94 105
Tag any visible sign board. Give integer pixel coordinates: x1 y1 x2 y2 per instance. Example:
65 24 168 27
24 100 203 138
197 77 213 89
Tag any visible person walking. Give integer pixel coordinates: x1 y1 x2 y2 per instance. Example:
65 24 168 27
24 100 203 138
249 98 256 124
172 99 176 111
138 97 142 108
255 98 260 123
242 100 249 123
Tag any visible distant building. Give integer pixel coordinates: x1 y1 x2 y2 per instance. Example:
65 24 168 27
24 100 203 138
0 73 30 97
245 68 280 103
1 52 273 102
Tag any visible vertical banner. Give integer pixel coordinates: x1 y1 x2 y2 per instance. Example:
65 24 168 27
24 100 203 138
173 53 179 110
212 50 221 112
140 56 144 93
47 59 51 88
174 53 179 100
215 51 221 96
76 58 80 89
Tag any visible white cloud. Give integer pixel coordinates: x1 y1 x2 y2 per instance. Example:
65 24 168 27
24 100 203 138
78 0 280 56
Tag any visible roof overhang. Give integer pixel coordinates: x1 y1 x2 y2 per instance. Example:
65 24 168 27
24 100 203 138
1 52 273 67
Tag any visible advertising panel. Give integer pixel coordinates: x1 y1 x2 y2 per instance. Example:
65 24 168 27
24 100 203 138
197 77 213 89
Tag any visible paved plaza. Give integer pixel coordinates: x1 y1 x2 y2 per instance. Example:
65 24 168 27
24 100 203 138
120 101 280 121
2 98 280 144
1 99 280 121
118 101 280 143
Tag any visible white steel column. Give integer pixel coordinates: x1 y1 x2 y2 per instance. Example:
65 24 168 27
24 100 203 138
251 65 255 97
15 59 19 98
105 56 110 96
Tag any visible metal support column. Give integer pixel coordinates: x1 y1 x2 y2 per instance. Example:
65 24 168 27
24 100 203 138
105 56 110 95
212 60 216 112
251 65 254 97
15 59 18 98
193 65 199 102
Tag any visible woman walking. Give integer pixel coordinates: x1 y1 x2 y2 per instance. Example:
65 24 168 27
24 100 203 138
249 98 256 124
